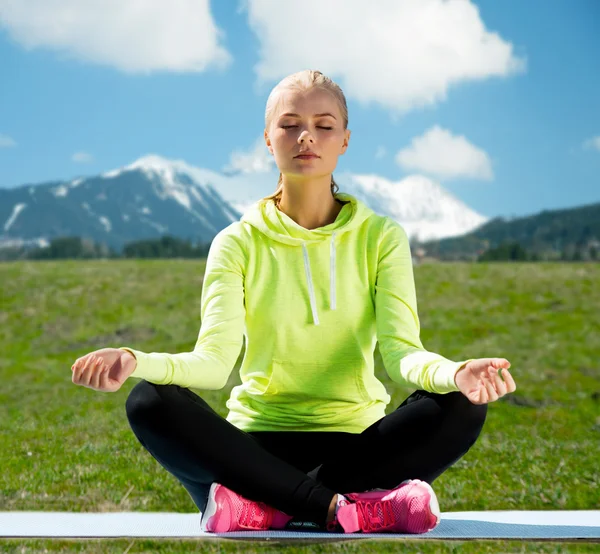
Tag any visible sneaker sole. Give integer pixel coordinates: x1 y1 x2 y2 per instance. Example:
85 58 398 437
200 482 219 532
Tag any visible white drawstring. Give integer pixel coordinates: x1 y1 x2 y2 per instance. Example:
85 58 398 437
330 232 336 310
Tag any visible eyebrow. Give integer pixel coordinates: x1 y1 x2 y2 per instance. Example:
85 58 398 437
279 112 337 120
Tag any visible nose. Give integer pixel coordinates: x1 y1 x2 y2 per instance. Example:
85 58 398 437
298 130 314 143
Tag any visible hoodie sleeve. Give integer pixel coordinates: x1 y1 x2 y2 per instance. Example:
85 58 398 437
375 218 474 394
117 227 246 390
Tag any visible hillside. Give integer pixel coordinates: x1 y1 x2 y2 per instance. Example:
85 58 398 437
418 202 600 261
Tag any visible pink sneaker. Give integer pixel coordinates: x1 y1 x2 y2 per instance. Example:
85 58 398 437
200 482 293 533
329 479 441 534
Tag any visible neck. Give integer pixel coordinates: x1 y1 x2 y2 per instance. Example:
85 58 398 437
277 177 344 230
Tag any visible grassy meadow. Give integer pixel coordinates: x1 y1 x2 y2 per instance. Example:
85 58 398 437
1 259 599 553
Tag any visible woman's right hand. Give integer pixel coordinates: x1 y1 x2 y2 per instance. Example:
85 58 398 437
71 348 137 392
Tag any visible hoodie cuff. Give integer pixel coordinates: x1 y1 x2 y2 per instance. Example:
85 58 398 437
436 359 475 393
118 347 168 383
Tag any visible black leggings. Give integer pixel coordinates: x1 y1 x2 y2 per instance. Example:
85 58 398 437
125 381 487 528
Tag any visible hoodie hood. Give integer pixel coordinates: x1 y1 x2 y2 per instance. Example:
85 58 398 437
241 192 371 246
241 192 373 325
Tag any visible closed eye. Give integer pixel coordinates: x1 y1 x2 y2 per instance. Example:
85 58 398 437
281 125 333 130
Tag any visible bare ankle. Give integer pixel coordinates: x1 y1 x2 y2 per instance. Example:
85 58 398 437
326 494 339 523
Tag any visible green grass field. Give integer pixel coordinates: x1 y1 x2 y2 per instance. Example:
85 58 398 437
1 259 599 553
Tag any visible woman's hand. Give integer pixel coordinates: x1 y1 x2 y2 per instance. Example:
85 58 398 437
71 348 137 392
454 358 516 405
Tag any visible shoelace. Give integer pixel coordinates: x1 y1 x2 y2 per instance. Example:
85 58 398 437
356 499 395 532
239 501 272 530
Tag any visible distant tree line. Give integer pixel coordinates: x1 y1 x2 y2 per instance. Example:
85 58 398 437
121 235 211 259
0 234 598 262
477 240 598 262
0 235 212 261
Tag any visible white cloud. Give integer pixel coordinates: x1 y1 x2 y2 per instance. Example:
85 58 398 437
0 134 17 147
583 136 600 152
244 0 526 116
0 0 232 73
396 125 493 181
72 151 94 163
222 137 275 175
375 146 387 159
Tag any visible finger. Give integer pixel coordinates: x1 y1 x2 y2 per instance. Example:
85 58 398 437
477 378 487 404
477 379 486 405
74 354 91 372
82 355 100 387
90 357 105 388
73 355 92 384
483 370 499 402
501 368 517 392
491 358 510 370
78 356 93 386
90 358 105 389
490 367 507 396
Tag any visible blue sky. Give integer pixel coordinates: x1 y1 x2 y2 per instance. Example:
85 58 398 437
0 0 598 219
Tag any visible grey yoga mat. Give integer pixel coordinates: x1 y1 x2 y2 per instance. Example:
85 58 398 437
1 510 599 540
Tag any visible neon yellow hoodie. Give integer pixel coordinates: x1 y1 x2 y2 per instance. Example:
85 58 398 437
119 192 473 432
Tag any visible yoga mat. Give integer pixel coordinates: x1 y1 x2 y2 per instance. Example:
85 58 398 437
1 510 599 540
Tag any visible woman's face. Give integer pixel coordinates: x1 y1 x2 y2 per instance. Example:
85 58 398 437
265 87 350 181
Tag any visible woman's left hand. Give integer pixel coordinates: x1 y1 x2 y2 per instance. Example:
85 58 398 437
454 358 516 405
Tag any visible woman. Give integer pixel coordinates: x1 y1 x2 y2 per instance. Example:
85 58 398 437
71 69 516 535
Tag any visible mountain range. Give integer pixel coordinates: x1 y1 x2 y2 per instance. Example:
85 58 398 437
0 154 489 253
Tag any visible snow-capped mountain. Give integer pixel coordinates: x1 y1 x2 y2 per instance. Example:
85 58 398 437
339 172 488 242
0 155 242 252
0 154 488 252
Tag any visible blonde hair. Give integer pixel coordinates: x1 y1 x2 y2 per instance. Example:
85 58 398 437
262 70 349 208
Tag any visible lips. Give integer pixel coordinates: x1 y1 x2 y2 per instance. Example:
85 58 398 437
295 153 318 158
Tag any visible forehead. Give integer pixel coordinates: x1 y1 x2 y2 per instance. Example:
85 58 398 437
275 88 339 118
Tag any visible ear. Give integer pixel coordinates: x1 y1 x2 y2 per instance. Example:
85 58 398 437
264 129 273 154
340 129 351 155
